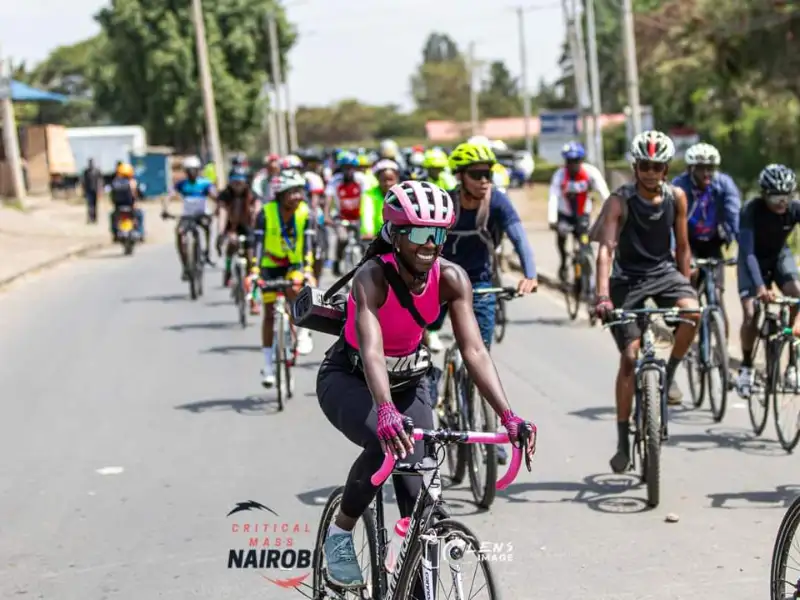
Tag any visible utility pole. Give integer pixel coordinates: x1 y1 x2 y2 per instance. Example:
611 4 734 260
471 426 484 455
285 81 298 152
266 11 287 156
622 0 642 137
0 47 25 201
585 0 605 176
468 41 479 136
516 7 533 156
567 0 593 161
190 0 226 188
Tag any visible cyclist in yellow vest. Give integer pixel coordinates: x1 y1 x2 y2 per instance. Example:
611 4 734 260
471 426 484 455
422 149 457 191
251 172 316 387
360 159 400 240
356 152 378 189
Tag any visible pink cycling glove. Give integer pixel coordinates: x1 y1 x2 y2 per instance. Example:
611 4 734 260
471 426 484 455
376 403 406 442
501 409 526 442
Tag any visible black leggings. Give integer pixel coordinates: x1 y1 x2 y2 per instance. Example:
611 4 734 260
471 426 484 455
317 340 434 520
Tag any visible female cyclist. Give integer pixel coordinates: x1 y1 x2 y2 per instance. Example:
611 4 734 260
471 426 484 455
316 180 537 588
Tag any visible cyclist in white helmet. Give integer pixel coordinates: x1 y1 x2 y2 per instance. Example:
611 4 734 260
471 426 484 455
592 130 700 474
672 142 741 335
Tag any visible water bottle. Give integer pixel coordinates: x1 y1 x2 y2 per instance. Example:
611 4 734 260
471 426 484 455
384 517 410 573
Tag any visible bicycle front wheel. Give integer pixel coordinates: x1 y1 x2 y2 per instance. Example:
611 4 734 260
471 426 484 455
465 378 497 509
705 308 730 422
749 338 771 436
772 337 800 452
494 297 507 343
185 234 198 300
234 263 247 328
194 231 204 297
582 260 597 327
274 314 285 412
564 257 580 320
440 359 467 484
396 518 498 600
641 369 662 508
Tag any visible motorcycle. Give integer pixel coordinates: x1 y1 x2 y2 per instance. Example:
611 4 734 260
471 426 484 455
115 207 140 255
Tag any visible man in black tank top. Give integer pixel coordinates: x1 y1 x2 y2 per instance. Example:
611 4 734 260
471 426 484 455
591 130 699 474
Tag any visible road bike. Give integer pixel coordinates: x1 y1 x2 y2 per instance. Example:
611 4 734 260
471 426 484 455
562 223 597 326
339 219 364 288
490 245 509 343
605 307 700 508
311 426 531 600
164 213 209 300
684 257 736 422
744 297 800 452
257 278 297 411
436 286 521 509
770 492 800 599
229 234 250 328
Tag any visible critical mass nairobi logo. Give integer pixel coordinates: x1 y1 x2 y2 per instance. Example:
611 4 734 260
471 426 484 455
226 500 313 589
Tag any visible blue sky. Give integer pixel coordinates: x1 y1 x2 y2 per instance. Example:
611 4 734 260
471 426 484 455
1 0 565 111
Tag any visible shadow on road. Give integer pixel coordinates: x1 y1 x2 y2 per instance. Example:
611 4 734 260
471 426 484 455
204 299 236 307
568 406 616 422
707 484 800 509
164 321 241 332
122 293 188 303
668 405 717 426
508 316 575 327
174 395 281 415
499 473 650 514
665 426 784 457
202 344 261 355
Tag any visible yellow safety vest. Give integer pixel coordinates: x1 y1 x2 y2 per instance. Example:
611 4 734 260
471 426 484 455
260 201 310 267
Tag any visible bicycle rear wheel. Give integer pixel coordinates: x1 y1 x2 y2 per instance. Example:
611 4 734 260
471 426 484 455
311 486 380 598
395 518 498 600
465 377 497 509
705 308 730 423
749 338 771 436
640 369 662 508
772 337 800 452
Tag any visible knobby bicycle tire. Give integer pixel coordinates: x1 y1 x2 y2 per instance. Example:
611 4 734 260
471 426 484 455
641 369 662 508
706 308 730 423
770 495 800 600
466 379 497 509
395 518 499 600
275 313 285 412
749 338 771 436
772 337 800 453
311 485 381 598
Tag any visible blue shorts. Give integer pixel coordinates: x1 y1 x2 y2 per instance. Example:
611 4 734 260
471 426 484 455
429 281 496 349
737 248 798 298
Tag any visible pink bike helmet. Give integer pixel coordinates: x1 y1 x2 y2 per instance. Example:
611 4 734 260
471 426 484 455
382 181 455 228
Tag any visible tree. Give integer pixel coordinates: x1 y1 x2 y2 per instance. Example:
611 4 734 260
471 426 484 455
410 33 470 119
94 0 295 151
478 60 522 118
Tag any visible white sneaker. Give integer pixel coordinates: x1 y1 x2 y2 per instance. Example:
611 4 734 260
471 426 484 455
785 365 798 390
296 328 314 355
261 367 275 388
428 331 444 353
737 367 754 398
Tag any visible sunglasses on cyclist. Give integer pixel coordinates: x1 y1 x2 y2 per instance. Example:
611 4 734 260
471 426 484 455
464 169 493 182
397 226 447 245
636 161 667 173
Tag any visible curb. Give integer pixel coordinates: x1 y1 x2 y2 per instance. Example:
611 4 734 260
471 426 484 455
0 241 110 289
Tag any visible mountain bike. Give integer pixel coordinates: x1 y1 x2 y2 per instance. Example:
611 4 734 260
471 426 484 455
744 297 800 451
311 426 531 600
436 286 521 509
561 223 597 326
164 213 209 300
258 279 297 411
605 306 700 508
684 257 736 422
770 492 800 599
229 234 250 328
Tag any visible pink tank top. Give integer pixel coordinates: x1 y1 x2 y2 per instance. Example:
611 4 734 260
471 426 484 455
344 254 441 357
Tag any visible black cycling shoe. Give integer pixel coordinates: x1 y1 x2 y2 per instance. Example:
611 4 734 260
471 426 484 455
609 449 630 474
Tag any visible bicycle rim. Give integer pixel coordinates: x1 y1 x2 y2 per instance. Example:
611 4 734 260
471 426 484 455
311 486 381 598
494 299 507 343
442 362 467 484
641 370 661 508
685 341 706 409
706 309 730 422
749 339 771 436
770 497 800 600
466 382 497 509
275 315 285 412
772 338 800 452
395 518 498 600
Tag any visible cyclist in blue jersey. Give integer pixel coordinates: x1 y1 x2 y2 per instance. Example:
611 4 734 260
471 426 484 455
162 156 217 280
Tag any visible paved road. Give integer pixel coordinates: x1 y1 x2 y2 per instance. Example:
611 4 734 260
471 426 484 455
0 242 795 599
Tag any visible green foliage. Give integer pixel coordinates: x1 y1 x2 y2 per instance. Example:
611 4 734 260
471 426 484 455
478 61 522 118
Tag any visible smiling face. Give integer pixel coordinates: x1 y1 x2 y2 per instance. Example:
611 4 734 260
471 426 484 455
393 226 446 273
